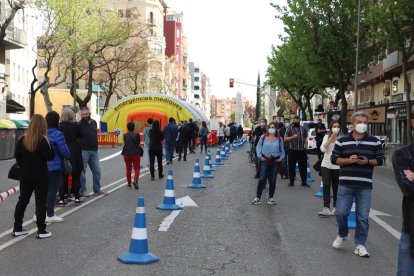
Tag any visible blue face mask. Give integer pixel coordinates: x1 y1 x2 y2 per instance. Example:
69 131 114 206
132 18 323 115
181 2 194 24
268 128 276 135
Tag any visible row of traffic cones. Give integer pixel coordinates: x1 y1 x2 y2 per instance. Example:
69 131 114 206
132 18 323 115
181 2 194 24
118 140 246 265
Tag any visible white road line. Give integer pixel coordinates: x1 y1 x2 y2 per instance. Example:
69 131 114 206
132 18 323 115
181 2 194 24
99 151 122 162
158 210 182 232
369 208 401 240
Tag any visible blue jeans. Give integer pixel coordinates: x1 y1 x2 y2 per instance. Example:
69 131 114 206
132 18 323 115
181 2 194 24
336 185 372 245
47 171 62 217
80 150 101 193
397 233 414 276
256 160 279 199
165 143 175 162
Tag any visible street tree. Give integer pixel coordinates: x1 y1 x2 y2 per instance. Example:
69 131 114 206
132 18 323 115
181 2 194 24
367 0 414 143
267 39 327 120
272 0 382 132
0 0 26 44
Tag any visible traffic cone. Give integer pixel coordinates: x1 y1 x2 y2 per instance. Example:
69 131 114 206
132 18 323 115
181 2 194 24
156 170 183 210
187 159 206 189
220 146 228 160
314 181 323 197
306 158 315 182
213 148 224 166
200 156 214 178
207 150 215 171
225 144 231 156
118 197 159 265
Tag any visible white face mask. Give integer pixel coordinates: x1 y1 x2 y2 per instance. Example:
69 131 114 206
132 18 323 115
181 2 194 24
355 123 367 134
268 128 276 135
331 127 340 134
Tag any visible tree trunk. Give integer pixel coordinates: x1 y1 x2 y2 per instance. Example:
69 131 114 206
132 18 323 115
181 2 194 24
29 61 39 118
40 84 53 112
70 56 77 107
103 79 114 111
336 69 348 134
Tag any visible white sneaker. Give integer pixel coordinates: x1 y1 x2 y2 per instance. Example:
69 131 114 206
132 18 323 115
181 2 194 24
318 207 331 217
46 215 64 223
354 244 370 257
251 198 262 205
332 235 348 249
267 198 276 205
330 207 337 216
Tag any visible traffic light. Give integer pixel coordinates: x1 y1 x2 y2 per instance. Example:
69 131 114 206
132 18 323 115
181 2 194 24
229 78 234 88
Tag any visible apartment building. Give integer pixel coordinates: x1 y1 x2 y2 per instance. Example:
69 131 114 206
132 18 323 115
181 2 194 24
189 62 201 109
355 49 414 145
0 2 35 119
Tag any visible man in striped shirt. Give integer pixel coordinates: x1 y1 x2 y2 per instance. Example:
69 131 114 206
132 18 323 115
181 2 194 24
330 111 385 258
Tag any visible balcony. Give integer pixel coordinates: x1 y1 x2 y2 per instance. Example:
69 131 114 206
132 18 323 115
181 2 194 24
1 26 27 50
383 51 399 71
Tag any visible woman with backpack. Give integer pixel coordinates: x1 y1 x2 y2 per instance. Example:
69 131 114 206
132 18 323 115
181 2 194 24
199 121 208 153
252 122 285 205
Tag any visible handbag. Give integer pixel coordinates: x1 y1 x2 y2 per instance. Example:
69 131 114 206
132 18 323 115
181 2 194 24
63 158 72 175
8 163 21 181
313 158 322 172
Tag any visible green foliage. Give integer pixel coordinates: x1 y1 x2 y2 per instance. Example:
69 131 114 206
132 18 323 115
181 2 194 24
230 112 235 123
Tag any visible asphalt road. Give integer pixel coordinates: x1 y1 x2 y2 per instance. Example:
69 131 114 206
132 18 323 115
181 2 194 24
0 143 404 275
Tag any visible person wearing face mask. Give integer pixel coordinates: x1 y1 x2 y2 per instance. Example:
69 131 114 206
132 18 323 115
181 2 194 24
331 111 385 258
318 120 341 217
78 107 106 197
252 122 285 205
253 118 268 178
284 115 309 187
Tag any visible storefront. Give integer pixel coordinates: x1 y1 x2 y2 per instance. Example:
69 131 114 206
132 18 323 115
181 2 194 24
345 106 387 136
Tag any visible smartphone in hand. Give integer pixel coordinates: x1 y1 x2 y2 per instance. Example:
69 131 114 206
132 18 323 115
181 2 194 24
357 156 365 160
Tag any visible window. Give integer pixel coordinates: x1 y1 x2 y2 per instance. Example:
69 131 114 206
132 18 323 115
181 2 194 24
176 42 180 49
194 85 200 90
194 77 199 82
151 44 162 55
126 9 132 18
176 30 180 38
149 12 153 24
392 79 398 94
195 68 199 73
17 65 20 82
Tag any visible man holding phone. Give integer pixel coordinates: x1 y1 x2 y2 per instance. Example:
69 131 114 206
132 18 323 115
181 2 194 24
330 111 385 257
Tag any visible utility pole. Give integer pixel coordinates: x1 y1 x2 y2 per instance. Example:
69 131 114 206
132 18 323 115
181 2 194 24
256 72 261 121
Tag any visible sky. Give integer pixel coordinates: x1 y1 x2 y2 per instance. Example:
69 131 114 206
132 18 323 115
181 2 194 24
165 0 287 102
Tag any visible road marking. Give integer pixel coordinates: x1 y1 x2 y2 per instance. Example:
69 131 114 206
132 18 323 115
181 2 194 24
158 196 198 232
158 210 182 232
99 151 122 162
370 208 401 240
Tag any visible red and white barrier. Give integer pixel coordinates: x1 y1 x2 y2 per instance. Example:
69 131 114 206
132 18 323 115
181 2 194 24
0 186 20 202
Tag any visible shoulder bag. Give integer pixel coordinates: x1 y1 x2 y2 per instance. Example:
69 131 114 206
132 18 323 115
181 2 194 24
8 163 21 181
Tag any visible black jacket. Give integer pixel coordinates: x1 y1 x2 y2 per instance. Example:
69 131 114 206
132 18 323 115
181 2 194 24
178 125 191 142
15 136 54 182
122 132 142 156
392 144 414 257
60 122 83 173
78 119 98 151
149 129 164 153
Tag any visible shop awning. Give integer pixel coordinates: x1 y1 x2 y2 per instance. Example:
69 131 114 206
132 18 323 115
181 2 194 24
6 98 25 113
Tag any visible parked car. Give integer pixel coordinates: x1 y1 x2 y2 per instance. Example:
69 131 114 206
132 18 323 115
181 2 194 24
307 128 317 152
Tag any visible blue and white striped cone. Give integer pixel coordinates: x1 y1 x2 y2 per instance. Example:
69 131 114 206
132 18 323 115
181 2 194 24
118 197 159 265
156 170 183 210
213 148 224 166
207 150 216 171
295 162 299 173
187 159 206 189
306 158 315 182
314 181 323 197
225 144 230 156
200 156 214 178
220 146 229 160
